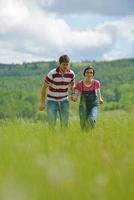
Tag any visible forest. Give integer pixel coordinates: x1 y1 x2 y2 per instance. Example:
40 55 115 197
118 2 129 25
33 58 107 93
0 58 134 120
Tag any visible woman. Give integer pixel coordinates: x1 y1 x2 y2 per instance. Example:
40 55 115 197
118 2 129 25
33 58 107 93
72 66 103 131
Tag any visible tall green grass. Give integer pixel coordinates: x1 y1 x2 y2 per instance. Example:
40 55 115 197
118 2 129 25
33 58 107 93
0 111 134 200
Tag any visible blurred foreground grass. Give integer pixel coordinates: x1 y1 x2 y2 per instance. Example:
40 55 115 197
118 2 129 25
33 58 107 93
0 111 134 200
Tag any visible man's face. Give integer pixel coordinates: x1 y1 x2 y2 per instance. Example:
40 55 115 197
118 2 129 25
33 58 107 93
59 62 69 72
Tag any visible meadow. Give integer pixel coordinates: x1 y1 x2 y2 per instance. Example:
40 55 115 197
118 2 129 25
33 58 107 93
0 58 134 199
0 110 134 200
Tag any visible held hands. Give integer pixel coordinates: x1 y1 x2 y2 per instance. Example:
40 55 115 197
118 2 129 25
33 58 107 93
71 93 78 102
99 98 104 104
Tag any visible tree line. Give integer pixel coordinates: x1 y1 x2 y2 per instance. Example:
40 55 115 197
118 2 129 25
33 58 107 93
0 58 134 120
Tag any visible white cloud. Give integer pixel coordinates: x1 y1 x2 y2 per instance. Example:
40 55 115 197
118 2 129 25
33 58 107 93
30 0 134 16
0 0 133 63
97 16 134 60
0 0 29 29
96 16 134 42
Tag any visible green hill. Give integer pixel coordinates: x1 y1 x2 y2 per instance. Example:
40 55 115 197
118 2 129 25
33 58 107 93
0 58 134 120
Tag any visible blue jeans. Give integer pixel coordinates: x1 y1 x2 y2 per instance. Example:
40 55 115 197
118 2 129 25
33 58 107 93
87 106 98 127
47 100 69 128
79 105 98 130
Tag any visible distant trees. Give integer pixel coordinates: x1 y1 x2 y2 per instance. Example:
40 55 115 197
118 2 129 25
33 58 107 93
0 58 134 120
103 88 121 103
114 88 121 102
49 61 57 70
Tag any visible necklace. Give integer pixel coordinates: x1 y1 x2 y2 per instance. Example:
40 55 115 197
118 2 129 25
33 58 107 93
84 79 92 85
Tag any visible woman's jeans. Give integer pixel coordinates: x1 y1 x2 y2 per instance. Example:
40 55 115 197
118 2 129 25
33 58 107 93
47 99 69 128
79 105 98 130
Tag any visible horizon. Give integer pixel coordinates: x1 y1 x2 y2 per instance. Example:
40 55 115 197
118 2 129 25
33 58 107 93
0 57 134 65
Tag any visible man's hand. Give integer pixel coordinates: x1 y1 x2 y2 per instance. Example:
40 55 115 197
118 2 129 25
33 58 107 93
39 103 45 111
39 81 48 111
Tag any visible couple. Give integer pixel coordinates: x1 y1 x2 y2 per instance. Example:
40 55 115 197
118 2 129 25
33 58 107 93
39 54 103 131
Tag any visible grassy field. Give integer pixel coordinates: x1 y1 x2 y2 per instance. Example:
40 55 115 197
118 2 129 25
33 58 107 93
0 110 134 200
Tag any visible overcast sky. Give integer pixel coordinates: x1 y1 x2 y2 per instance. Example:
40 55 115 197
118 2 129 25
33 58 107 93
0 0 134 63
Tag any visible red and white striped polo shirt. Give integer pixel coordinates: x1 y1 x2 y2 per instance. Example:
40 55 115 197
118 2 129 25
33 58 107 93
44 66 75 101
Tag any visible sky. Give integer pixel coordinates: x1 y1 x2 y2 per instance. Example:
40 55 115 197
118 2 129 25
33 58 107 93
0 0 134 63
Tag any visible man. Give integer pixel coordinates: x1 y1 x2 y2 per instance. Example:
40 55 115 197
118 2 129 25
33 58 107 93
39 54 75 128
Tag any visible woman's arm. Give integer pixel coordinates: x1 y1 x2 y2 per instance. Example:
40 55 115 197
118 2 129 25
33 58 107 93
97 88 103 104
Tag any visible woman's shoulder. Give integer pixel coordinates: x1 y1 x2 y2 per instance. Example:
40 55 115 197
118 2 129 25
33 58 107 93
93 79 101 88
76 80 83 85
75 80 83 90
93 79 100 84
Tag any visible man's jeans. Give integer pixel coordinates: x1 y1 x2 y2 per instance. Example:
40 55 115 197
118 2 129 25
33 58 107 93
47 99 69 128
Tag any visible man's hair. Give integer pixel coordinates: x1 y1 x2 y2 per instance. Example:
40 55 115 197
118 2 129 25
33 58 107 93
83 65 95 76
59 54 70 64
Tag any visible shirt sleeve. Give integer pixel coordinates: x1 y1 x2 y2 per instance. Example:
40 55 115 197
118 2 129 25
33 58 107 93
44 71 53 84
75 81 82 92
70 71 75 86
95 80 100 89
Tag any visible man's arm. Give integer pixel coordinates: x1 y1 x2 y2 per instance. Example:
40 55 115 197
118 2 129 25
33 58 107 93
39 81 49 111
70 81 79 102
70 81 75 93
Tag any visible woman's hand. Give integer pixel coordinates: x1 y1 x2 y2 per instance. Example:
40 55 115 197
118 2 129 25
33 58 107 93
100 99 104 104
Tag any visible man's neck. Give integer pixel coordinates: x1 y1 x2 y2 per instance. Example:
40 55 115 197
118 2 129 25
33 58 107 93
59 68 65 74
59 65 68 74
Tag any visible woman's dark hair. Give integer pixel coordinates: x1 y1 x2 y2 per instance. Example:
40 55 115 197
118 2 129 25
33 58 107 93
59 54 70 64
83 65 95 76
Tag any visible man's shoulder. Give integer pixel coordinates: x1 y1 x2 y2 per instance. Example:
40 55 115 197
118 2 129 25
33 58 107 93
48 68 57 75
69 69 75 76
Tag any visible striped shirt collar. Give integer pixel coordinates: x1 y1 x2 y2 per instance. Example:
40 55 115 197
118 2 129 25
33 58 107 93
56 66 71 74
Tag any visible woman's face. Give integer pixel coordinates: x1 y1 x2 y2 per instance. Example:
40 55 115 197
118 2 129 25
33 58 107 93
85 69 94 78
